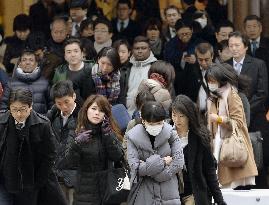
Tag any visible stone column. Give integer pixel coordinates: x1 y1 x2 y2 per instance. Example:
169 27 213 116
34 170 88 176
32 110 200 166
232 0 249 32
248 0 260 16
261 0 269 37
227 0 233 22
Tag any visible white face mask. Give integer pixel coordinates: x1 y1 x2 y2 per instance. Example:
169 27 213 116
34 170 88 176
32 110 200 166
195 18 207 29
208 83 219 92
145 123 164 136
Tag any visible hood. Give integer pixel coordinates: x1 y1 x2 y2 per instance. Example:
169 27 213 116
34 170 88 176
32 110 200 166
14 66 41 82
138 79 172 112
129 51 157 68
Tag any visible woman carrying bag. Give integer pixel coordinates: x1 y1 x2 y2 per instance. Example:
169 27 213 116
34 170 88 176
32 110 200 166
205 63 258 189
126 101 184 204
171 95 226 205
59 94 124 205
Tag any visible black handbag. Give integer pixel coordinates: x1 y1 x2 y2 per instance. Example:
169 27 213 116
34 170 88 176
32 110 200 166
127 162 143 205
249 131 263 170
103 161 130 204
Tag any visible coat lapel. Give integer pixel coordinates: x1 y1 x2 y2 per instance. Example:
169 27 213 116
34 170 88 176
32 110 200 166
240 55 252 75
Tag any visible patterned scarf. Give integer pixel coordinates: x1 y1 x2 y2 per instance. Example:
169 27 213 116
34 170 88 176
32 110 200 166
91 64 121 103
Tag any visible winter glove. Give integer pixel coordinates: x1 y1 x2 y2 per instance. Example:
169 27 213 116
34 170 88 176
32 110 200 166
75 130 92 143
101 115 112 135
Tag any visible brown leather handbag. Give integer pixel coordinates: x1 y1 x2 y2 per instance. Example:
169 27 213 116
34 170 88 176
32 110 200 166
220 121 248 168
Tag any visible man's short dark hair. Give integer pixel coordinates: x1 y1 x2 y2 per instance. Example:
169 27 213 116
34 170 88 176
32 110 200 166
69 0 88 9
80 19 94 33
164 5 180 16
175 19 192 32
93 17 113 33
13 14 32 32
228 31 249 47
244 15 262 24
19 49 37 62
9 88 33 107
217 40 229 52
215 20 234 33
113 39 131 52
133 36 150 46
117 0 132 9
182 0 195 5
63 38 83 51
195 42 214 56
51 80 75 100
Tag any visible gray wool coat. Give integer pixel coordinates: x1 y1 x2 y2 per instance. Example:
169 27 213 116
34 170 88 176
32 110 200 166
126 123 184 205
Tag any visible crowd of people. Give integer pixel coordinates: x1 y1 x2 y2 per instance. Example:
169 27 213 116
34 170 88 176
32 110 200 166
0 0 268 204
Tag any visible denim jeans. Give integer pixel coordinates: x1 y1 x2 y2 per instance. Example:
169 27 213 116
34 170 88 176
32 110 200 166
0 184 12 205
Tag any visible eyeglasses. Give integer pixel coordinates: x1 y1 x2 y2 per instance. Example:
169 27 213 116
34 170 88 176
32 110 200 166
10 107 29 114
94 30 109 34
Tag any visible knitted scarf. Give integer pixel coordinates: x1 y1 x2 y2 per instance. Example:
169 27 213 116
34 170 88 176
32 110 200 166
149 38 162 56
91 64 121 103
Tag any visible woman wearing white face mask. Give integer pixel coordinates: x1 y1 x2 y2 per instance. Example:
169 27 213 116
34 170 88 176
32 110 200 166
205 63 257 189
126 101 184 204
192 11 216 46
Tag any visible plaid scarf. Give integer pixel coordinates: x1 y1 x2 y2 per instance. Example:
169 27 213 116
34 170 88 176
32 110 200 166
91 64 121 103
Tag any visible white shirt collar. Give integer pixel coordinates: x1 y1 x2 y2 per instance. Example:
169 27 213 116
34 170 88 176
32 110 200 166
60 103 76 119
69 61 84 71
118 18 129 25
15 120 26 128
233 56 245 67
169 27 176 38
250 36 260 44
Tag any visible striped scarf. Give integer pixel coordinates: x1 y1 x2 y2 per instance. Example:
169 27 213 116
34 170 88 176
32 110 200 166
91 64 121 103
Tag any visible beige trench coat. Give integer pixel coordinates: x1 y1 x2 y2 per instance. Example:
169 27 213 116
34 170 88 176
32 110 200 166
208 88 258 186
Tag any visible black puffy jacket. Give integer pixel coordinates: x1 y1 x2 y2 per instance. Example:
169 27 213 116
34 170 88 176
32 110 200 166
60 123 124 205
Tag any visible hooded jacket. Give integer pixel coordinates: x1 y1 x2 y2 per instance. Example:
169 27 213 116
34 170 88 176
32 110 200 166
138 79 172 112
126 52 157 114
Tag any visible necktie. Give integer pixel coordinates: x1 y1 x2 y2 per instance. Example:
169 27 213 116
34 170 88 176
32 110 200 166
235 62 242 74
120 21 124 32
251 41 257 56
75 24 80 37
16 123 24 130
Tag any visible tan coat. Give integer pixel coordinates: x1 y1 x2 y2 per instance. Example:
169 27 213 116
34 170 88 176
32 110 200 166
208 87 258 186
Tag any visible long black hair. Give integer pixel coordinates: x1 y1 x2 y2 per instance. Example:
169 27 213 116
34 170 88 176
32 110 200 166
205 63 250 96
172 95 211 149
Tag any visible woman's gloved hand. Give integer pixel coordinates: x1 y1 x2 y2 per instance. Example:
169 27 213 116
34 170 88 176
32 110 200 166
75 130 92 143
101 115 112 135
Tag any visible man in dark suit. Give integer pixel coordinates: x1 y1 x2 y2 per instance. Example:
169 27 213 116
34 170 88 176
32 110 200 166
111 0 139 45
227 31 268 126
228 31 269 188
244 15 269 110
162 5 181 43
183 42 213 114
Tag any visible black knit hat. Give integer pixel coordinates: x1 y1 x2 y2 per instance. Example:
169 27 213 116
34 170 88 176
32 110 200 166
13 14 32 32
